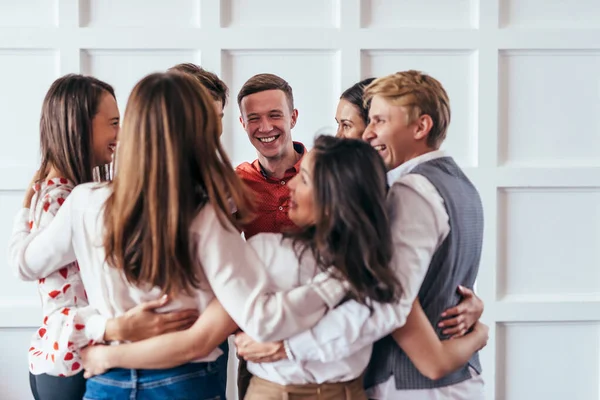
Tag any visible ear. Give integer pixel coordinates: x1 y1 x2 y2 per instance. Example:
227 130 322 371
290 109 299 129
414 114 433 141
239 115 246 130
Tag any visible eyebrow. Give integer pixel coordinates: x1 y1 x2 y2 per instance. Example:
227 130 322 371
247 109 284 118
110 117 120 121
300 167 311 177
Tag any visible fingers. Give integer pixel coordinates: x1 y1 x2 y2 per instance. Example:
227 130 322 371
234 333 252 348
457 285 474 297
440 303 465 319
443 323 466 336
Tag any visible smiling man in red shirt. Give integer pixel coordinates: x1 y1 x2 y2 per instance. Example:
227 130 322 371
234 74 305 398
235 73 306 240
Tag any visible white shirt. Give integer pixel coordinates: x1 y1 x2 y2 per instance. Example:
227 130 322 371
246 233 372 385
285 151 483 398
9 183 348 362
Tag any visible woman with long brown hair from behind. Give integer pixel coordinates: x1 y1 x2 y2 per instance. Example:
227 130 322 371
9 72 348 399
10 75 197 400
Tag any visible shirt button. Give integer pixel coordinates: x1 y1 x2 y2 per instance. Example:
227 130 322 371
279 206 283 211
281 181 286 185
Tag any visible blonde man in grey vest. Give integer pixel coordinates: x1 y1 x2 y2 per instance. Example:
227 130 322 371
235 70 486 399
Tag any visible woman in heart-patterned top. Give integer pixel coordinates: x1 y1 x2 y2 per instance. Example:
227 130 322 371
17 74 118 400
27 177 88 375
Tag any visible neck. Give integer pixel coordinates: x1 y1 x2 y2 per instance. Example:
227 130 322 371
45 164 64 180
258 144 299 180
401 145 438 166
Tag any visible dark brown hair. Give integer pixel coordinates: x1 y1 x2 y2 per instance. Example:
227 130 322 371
237 73 294 111
288 135 401 308
103 72 254 297
340 77 376 125
38 74 114 186
169 63 229 107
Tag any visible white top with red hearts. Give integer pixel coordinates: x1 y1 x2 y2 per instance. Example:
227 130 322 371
22 177 106 376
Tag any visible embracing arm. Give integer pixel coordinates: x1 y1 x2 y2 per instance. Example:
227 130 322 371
81 298 235 375
9 191 77 281
280 181 441 362
196 208 348 342
392 299 488 380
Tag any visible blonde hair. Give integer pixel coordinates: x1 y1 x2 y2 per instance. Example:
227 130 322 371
364 70 451 148
103 72 254 297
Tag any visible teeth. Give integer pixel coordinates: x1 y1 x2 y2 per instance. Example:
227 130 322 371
374 145 386 151
258 136 277 143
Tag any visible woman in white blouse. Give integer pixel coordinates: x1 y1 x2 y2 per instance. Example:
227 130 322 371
80 136 488 399
9 72 347 400
14 74 199 400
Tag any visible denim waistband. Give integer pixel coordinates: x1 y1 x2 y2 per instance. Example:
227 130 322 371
89 362 218 389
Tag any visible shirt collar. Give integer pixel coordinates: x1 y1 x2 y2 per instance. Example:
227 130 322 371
386 149 448 185
254 141 306 179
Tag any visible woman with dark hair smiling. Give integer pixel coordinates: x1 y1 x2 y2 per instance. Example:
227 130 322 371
336 77 376 139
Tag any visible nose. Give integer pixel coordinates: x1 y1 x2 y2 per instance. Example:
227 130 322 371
258 117 273 133
287 175 298 190
362 123 376 142
335 125 344 138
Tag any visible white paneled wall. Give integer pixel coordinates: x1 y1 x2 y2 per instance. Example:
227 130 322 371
1 1 599 399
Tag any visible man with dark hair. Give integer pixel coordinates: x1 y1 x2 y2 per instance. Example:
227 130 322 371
235 73 305 239
169 63 228 120
169 62 231 394
234 73 306 398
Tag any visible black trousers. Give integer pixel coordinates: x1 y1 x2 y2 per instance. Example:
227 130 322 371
29 371 86 400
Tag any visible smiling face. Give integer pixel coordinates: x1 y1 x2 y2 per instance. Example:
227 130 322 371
287 150 316 228
239 89 297 161
91 92 120 166
335 98 367 139
362 95 417 171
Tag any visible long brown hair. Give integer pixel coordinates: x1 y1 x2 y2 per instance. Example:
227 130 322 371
288 135 401 308
103 72 253 297
38 74 114 185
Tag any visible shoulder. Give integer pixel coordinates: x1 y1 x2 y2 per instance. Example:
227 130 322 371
235 161 256 175
66 182 112 213
247 233 298 268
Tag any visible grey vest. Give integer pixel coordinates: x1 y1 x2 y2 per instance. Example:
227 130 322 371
364 156 484 390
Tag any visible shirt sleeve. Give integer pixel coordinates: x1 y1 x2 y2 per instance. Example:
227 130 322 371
195 206 349 343
8 188 77 281
286 177 449 361
59 306 108 350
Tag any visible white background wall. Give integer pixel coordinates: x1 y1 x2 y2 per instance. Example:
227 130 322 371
1 0 599 399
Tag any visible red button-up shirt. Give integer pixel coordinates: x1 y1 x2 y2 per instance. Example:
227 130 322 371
236 142 306 239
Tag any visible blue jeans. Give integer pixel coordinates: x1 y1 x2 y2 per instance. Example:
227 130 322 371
84 362 224 400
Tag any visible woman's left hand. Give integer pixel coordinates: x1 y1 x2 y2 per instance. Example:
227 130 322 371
234 332 287 363
81 345 112 378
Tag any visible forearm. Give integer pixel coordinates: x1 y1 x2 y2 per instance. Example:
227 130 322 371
392 300 485 380
286 297 413 362
9 206 76 280
104 299 238 370
107 329 206 370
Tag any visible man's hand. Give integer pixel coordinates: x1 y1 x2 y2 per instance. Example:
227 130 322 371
438 286 484 338
234 332 287 363
105 296 199 342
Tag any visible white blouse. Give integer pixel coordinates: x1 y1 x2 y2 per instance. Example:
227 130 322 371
9 183 347 363
246 233 372 385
